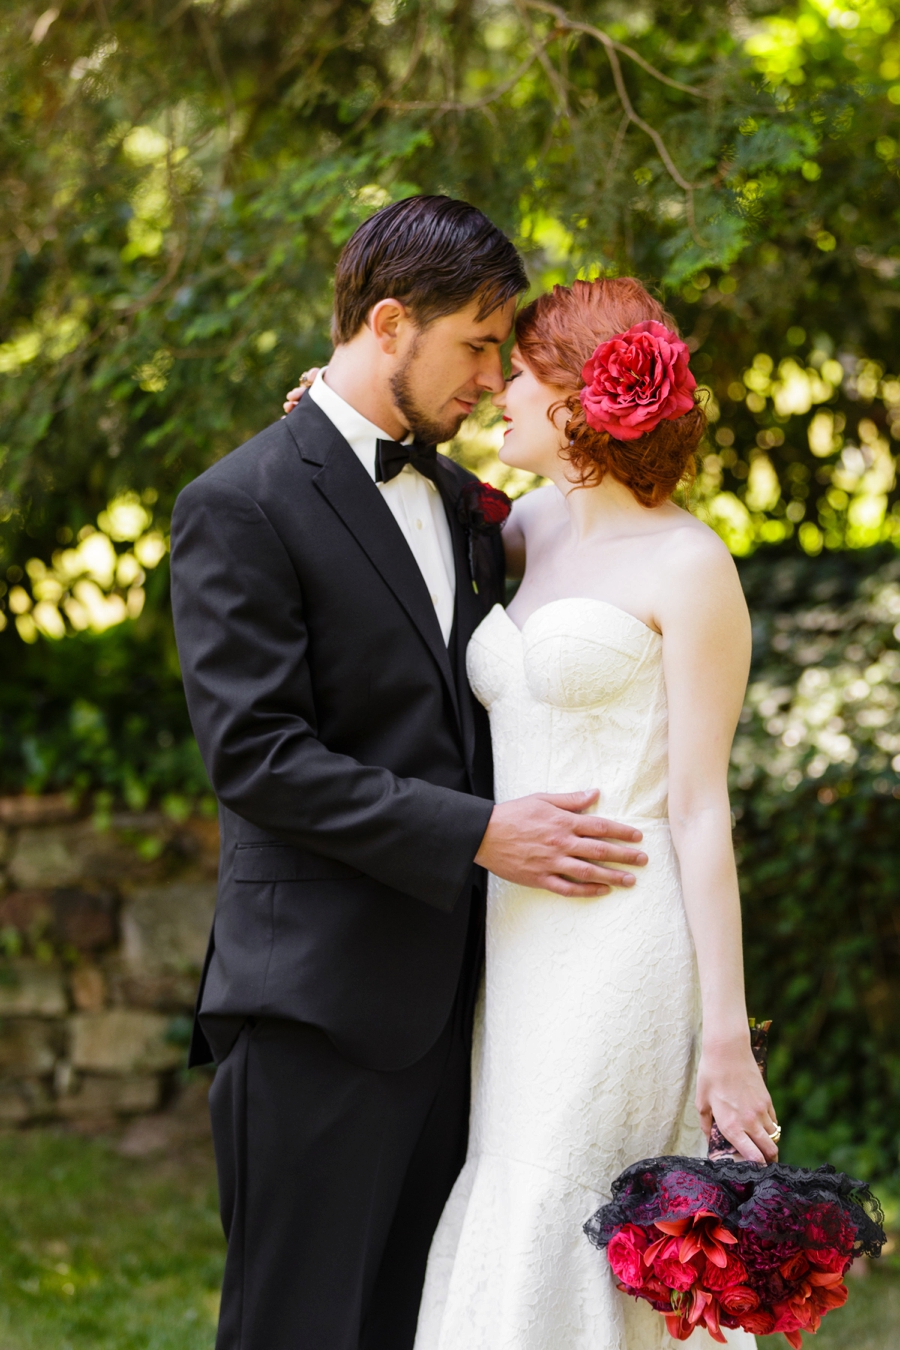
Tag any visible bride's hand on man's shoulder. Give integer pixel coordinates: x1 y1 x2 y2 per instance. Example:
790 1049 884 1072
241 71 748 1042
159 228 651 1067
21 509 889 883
696 1036 780 1166
283 368 320 414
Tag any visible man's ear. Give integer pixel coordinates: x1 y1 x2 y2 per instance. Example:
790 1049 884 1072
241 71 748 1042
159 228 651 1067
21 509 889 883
369 298 409 354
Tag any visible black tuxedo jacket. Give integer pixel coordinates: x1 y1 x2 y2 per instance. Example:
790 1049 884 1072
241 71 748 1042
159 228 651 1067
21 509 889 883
170 397 503 1072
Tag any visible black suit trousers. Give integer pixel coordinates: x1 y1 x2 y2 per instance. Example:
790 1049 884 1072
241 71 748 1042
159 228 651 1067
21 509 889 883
207 997 471 1350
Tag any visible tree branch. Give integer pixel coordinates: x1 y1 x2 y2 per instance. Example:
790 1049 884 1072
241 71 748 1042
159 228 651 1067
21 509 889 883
525 0 711 98
386 42 546 113
353 7 429 132
514 0 569 116
524 0 705 243
605 110 629 183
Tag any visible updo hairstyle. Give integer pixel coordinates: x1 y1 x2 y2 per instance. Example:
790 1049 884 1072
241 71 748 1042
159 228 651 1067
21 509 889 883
514 278 706 507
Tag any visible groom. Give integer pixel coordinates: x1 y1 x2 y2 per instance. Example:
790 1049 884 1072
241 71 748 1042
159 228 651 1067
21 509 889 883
170 195 647 1350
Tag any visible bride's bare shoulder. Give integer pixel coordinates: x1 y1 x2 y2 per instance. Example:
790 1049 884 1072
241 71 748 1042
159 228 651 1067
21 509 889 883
654 509 747 611
511 482 565 534
655 506 731 560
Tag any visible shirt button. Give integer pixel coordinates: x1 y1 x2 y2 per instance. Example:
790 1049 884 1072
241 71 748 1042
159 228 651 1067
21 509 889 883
415 519 423 530
430 593 438 605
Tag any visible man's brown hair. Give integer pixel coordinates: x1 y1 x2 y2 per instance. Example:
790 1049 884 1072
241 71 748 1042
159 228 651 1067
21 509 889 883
332 195 527 343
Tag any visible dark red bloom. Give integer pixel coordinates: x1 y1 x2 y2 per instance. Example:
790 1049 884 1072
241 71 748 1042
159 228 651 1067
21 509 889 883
804 1201 856 1249
737 1231 803 1271
456 479 511 534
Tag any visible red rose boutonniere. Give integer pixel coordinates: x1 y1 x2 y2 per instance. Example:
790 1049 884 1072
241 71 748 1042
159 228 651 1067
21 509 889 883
456 480 511 600
456 479 512 535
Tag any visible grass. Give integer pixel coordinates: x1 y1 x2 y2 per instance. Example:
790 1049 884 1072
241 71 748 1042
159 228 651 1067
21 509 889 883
0 1117 897 1349
0 1124 224 1350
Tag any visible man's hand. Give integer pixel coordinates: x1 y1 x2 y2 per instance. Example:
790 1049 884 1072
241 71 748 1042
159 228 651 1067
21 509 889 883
474 790 647 897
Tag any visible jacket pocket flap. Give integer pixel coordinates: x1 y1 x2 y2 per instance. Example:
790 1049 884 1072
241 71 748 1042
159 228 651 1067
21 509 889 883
233 844 361 883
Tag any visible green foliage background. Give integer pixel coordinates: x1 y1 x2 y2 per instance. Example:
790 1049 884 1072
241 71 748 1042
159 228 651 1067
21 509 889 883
2 1 900 1181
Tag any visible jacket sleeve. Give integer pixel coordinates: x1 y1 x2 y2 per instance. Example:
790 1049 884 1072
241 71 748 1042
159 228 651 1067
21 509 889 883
169 475 493 912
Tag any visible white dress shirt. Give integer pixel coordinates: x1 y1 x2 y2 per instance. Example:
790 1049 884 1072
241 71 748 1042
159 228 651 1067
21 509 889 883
308 369 457 644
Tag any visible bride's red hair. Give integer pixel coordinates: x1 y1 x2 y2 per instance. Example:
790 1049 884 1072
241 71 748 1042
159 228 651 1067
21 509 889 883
514 278 705 507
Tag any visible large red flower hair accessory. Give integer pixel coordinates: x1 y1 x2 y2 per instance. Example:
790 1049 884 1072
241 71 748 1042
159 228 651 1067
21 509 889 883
580 320 696 442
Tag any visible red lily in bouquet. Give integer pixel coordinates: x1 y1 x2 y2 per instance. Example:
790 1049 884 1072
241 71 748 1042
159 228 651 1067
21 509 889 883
585 1023 885 1346
605 1207 855 1346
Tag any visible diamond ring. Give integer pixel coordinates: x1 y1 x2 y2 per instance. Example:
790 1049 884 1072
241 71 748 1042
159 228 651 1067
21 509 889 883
767 1125 782 1143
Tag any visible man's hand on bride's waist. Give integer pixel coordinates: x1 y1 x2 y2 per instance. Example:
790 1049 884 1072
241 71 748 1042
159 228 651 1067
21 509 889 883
474 789 647 897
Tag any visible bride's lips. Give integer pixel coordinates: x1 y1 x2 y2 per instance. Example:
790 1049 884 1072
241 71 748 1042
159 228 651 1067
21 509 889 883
503 415 513 437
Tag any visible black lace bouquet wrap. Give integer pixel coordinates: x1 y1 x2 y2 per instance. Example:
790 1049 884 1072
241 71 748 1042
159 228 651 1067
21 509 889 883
583 1022 885 1345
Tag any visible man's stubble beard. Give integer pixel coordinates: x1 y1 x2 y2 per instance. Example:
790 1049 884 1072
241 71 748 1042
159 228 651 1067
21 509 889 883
389 338 468 446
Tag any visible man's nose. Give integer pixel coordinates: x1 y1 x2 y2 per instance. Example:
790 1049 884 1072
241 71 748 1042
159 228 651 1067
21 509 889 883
476 350 506 393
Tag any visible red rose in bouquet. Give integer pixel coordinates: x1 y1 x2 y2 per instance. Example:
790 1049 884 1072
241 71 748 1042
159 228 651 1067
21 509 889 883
606 1224 648 1288
654 1256 702 1292
778 1252 811 1283
718 1285 760 1316
579 320 696 442
700 1249 748 1291
807 1246 851 1273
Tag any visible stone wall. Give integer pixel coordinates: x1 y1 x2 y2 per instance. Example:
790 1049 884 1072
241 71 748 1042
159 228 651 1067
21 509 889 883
0 795 217 1124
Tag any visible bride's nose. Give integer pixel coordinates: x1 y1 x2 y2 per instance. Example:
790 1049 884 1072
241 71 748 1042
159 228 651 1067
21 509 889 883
492 384 508 410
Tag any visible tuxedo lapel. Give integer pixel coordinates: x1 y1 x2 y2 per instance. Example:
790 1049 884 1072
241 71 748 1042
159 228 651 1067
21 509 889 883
287 401 463 731
434 456 484 775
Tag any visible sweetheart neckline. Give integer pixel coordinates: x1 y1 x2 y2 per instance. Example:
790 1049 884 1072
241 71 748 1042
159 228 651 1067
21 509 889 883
495 596 660 641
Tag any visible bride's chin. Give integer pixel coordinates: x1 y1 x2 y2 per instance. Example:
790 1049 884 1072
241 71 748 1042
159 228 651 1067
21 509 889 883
499 440 540 474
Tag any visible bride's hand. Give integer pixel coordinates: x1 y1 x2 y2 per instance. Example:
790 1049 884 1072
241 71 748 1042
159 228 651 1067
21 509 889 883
283 368 320 414
696 1036 780 1166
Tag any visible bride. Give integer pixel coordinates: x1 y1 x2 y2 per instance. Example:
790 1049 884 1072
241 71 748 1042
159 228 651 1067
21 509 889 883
413 278 777 1350
284 275 778 1349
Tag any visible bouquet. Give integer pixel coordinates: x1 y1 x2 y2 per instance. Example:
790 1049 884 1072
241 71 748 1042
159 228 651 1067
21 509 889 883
584 1023 885 1345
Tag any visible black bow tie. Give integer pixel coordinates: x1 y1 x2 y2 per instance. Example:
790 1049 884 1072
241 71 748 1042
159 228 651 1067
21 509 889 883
375 439 439 485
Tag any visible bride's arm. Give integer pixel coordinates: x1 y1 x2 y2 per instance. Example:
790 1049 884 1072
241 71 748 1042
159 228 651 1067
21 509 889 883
657 527 779 1166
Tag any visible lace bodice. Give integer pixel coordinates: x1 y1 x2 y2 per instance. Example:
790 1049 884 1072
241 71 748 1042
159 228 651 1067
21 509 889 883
468 598 669 822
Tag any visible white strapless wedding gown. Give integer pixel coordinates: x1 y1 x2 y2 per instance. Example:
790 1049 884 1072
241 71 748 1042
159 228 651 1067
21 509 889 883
414 599 755 1350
